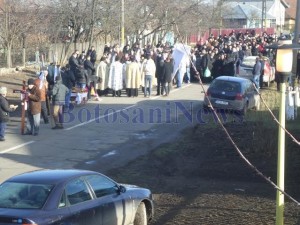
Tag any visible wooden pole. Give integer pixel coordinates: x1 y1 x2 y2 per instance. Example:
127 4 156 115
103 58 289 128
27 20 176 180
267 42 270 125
21 80 26 134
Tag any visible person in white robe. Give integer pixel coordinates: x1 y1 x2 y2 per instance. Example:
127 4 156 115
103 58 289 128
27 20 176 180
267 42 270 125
107 56 123 97
96 56 109 96
126 55 141 97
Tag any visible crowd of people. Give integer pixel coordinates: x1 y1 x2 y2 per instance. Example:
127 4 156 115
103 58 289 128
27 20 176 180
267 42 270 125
189 31 278 84
1 30 298 141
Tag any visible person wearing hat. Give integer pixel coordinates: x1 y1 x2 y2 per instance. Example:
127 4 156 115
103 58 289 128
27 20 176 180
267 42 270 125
24 78 41 136
49 76 68 129
0 86 18 141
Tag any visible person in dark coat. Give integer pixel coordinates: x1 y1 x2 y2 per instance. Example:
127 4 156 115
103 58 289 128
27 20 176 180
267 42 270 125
50 76 69 129
194 51 202 81
46 63 55 89
75 66 88 91
161 55 174 96
84 55 97 100
212 52 226 79
155 51 165 95
252 57 262 89
259 56 265 88
68 50 80 75
223 53 236 76
0 86 18 141
251 42 259 56
78 51 86 65
200 49 212 83
87 46 97 65
24 78 41 136
61 64 75 112
103 44 111 55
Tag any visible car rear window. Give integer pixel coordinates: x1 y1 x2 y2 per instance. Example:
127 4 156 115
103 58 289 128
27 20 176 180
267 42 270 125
210 80 241 92
0 182 53 209
240 57 255 67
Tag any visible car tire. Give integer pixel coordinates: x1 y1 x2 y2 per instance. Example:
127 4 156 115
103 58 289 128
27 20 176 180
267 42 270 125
202 104 211 112
265 77 270 87
240 102 248 116
254 99 261 111
134 202 147 225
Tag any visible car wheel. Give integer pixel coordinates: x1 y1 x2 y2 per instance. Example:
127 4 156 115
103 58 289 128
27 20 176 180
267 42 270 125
254 98 261 111
265 77 270 87
202 104 211 112
240 102 248 116
134 202 147 225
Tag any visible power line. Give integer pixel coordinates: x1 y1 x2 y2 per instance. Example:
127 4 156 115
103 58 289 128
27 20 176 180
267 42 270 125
175 23 300 207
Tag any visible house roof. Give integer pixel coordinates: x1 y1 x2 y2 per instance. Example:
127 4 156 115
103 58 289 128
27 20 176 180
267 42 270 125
284 0 297 19
224 0 289 9
223 3 276 20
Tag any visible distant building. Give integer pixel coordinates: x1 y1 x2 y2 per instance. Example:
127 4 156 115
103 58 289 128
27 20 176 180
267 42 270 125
284 0 297 32
223 0 290 32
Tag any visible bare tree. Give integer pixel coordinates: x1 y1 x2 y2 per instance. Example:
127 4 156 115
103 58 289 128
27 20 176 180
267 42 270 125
0 0 229 68
0 0 39 67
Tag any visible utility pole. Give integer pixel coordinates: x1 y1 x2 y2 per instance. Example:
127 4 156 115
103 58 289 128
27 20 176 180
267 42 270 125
292 0 300 88
121 0 125 47
294 0 300 40
262 0 266 30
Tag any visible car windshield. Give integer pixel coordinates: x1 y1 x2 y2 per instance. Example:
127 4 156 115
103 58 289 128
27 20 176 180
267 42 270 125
210 80 241 92
240 57 255 67
0 182 53 209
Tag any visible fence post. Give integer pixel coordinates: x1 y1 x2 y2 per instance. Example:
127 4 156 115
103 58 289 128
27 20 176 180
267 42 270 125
295 87 299 118
286 87 295 120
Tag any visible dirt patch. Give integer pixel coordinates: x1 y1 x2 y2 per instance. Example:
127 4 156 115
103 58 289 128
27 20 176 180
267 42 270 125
107 120 300 225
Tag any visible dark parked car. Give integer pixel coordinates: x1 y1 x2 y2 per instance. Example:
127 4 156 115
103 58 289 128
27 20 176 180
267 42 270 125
0 169 154 225
203 76 260 115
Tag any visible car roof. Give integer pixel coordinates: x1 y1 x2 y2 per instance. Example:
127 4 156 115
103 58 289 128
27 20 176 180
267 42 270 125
4 169 100 185
243 56 257 60
244 55 269 61
214 76 250 83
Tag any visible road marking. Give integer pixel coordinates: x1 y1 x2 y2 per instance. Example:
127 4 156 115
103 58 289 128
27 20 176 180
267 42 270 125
0 141 35 154
102 150 118 158
65 105 136 131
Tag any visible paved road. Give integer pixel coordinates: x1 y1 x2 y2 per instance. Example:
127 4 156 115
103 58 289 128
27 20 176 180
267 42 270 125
0 83 207 182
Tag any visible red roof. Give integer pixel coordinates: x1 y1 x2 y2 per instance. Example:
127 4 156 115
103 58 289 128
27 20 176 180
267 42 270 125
284 0 297 19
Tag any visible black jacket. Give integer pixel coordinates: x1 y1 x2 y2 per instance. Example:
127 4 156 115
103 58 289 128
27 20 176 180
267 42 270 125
61 69 76 89
75 67 88 84
201 54 210 70
212 59 225 78
87 50 97 64
155 55 165 79
0 95 14 122
69 55 80 73
162 60 174 83
84 59 95 76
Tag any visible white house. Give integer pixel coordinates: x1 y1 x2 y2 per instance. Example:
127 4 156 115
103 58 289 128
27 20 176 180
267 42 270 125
223 0 289 31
